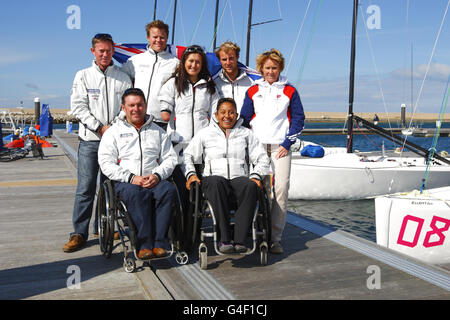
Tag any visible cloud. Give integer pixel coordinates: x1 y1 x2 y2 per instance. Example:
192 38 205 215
392 62 450 82
298 69 448 114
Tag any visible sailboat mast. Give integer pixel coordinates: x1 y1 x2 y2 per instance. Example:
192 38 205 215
213 0 220 50
246 0 254 66
346 0 358 153
411 43 414 113
153 0 157 20
171 0 177 45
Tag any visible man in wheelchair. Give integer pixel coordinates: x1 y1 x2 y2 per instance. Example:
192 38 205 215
98 88 178 260
184 98 270 254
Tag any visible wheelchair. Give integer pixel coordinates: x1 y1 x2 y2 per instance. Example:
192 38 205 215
96 179 189 273
187 180 272 270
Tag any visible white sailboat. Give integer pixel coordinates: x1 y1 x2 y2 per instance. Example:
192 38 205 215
375 187 450 265
288 0 450 200
290 149 450 200
374 36 450 265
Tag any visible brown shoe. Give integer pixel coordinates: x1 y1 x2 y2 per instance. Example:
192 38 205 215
63 234 85 253
113 232 120 240
137 249 154 260
153 248 167 258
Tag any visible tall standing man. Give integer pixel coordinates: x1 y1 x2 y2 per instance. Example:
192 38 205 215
63 33 132 253
121 20 179 130
213 41 254 113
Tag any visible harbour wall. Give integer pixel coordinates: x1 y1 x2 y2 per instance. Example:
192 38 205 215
3 108 450 124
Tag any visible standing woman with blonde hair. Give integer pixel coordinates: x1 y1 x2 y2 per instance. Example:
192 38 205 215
240 49 305 254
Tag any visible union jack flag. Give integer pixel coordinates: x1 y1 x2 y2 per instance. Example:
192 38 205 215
113 43 261 81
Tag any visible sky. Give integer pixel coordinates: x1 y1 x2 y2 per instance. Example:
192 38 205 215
0 0 449 116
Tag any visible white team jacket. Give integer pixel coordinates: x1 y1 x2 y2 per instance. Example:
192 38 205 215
240 76 305 149
183 118 270 181
121 46 178 123
98 115 178 184
70 61 132 141
158 77 219 146
213 68 254 114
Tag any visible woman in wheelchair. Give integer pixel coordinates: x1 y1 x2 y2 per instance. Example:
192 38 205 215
184 97 270 254
98 88 179 260
158 45 219 249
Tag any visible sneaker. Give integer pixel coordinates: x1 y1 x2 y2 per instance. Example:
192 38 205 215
63 234 86 253
269 241 283 254
218 242 234 254
234 243 247 253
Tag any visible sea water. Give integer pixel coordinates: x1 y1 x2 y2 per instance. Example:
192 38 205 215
289 121 450 243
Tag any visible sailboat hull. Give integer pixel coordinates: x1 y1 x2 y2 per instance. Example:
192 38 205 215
375 187 450 265
288 152 450 200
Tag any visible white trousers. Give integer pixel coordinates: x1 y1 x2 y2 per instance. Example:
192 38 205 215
264 144 291 243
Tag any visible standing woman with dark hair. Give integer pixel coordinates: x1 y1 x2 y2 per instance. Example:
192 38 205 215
159 45 218 147
158 45 219 250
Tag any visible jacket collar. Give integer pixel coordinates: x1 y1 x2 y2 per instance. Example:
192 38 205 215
255 75 287 88
119 114 155 130
191 78 208 88
146 45 172 58
92 60 114 74
217 68 249 83
210 116 243 135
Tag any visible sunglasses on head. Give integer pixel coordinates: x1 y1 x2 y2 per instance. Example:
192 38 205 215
184 45 204 55
262 50 280 57
94 33 113 40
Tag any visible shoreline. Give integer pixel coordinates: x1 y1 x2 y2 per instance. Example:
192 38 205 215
2 108 449 124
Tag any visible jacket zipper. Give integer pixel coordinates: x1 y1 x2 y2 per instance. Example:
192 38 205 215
225 132 230 179
104 70 110 124
191 85 196 139
146 52 158 104
231 81 235 101
137 128 143 176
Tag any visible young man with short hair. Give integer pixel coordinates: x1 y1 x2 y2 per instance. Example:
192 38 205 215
213 41 254 114
121 20 179 130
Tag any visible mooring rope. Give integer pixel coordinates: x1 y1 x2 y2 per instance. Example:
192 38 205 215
420 75 450 192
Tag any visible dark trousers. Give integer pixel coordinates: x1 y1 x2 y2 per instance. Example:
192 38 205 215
114 180 176 250
202 176 259 244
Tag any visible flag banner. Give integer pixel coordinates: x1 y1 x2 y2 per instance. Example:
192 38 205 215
113 43 261 81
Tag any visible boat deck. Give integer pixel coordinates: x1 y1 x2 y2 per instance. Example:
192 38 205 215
0 130 448 301
302 127 450 137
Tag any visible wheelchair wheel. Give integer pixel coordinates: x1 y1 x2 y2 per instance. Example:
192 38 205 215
116 200 138 251
258 187 272 244
167 181 184 252
184 181 202 252
124 257 136 273
175 251 189 265
260 242 268 265
199 242 208 270
98 180 115 258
